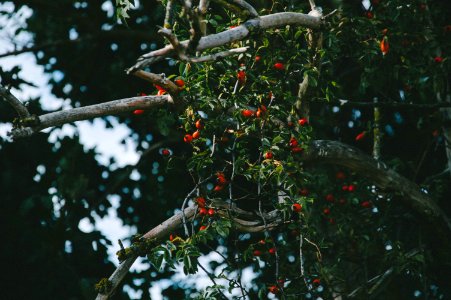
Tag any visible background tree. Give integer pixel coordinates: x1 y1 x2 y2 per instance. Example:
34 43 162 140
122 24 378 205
1 0 450 299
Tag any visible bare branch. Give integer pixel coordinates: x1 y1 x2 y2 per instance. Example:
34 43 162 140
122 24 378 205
127 12 323 73
132 70 181 99
163 0 174 28
0 85 30 118
9 95 171 139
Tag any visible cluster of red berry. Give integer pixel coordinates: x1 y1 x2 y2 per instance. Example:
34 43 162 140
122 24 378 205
184 119 204 143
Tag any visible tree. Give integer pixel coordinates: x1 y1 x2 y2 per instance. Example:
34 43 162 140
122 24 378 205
1 0 450 299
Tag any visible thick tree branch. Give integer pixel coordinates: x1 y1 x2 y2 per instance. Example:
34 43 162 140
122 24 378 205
0 85 30 118
8 95 171 139
127 12 323 73
301 140 451 234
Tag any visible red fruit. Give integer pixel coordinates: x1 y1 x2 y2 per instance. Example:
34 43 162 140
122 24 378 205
174 79 185 88
336 171 346 180
312 278 321 285
216 172 227 185
133 109 145 115
325 194 335 203
237 70 246 84
365 11 373 19
268 247 276 255
328 218 335 224
323 208 331 215
241 109 255 118
277 278 285 286
192 130 201 139
342 185 349 191
255 55 261 62
361 201 372 208
184 134 193 143
208 208 215 217
299 188 309 196
256 108 263 118
268 285 279 294
348 184 356 192
229 25 237 29
380 38 389 55
213 185 224 192
287 121 294 128
196 197 206 208
291 147 303 153
169 234 175 241
155 84 167 96
265 151 273 159
139 92 147 96
253 250 262 256
199 225 207 231
199 208 208 216
195 119 204 129
268 91 273 99
289 137 298 148
434 56 443 63
355 131 366 141
258 239 266 245
273 62 284 70
298 118 309 126
161 149 170 156
292 203 302 213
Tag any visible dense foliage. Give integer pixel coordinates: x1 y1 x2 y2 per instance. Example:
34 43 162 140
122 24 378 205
1 0 450 299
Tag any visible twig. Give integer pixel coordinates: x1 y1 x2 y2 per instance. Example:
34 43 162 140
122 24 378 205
163 0 174 28
198 263 228 300
188 47 249 63
231 0 259 17
0 85 30 118
304 237 322 261
132 70 180 96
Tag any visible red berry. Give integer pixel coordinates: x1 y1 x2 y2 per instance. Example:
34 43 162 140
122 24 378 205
292 203 302 213
268 247 276 255
325 194 335 203
274 62 284 70
268 285 279 294
434 56 443 63
174 79 185 87
253 250 262 256
365 11 373 19
348 184 356 192
196 197 206 208
258 239 266 245
192 130 201 139
213 185 224 192
289 137 298 148
277 278 285 286
161 149 170 156
291 147 303 153
299 188 309 196
195 119 204 129
216 173 227 185
133 109 145 115
265 151 273 159
184 134 193 143
208 208 215 217
361 201 372 208
342 185 349 191
199 225 207 231
312 278 321 285
237 70 246 84
355 131 366 141
287 121 294 128
328 218 335 224
169 234 175 241
241 109 255 118
323 208 331 215
380 38 389 55
255 55 261 62
298 118 309 126
199 208 208 216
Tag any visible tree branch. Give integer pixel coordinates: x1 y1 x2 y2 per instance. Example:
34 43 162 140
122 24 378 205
8 95 171 139
0 85 30 118
127 12 323 73
301 140 451 234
